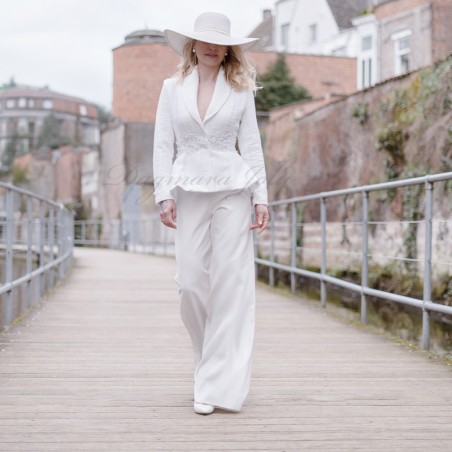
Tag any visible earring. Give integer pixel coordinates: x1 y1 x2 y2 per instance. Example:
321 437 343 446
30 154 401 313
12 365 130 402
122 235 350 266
192 48 195 53
225 52 228 56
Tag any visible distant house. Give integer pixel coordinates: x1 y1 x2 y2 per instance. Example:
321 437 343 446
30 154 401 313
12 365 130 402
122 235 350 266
252 0 452 90
354 0 452 89
13 145 99 212
247 9 274 51
272 0 368 56
0 85 100 171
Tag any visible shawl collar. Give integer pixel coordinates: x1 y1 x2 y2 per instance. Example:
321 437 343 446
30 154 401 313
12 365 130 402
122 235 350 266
182 66 232 126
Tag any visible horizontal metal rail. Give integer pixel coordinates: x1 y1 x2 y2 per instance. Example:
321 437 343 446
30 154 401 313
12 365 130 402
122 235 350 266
256 171 452 351
254 258 452 315
269 172 452 206
73 218 175 256
0 183 74 330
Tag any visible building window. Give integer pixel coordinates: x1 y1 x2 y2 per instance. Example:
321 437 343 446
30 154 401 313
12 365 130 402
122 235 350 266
28 121 35 150
392 30 411 76
332 46 346 56
362 60 366 87
28 99 35 108
18 97 27 108
281 23 289 47
359 34 374 89
0 120 6 137
6 99 15 109
43 99 53 109
361 35 372 52
309 23 318 44
396 37 410 74
261 34 270 46
18 118 28 134
361 58 373 89
79 105 87 116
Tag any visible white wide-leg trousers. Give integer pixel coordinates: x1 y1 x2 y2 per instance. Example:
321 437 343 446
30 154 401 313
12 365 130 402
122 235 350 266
174 187 256 412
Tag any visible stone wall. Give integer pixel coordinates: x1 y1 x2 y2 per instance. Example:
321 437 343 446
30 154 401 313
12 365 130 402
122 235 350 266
98 120 125 222
98 120 156 222
264 55 451 205
260 55 451 281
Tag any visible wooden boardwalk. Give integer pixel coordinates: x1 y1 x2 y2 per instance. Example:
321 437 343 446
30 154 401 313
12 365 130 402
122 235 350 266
1 247 452 451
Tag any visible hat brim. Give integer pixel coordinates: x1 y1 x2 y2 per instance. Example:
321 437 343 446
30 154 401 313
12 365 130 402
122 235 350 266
164 29 259 55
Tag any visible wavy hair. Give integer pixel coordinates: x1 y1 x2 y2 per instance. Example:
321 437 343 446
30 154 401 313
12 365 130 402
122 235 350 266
175 39 259 92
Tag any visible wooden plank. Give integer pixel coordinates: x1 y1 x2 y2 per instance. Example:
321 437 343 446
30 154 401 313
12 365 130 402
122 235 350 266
0 247 451 450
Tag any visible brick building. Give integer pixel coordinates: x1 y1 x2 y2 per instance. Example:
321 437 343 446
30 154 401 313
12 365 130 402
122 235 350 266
111 34 357 123
100 28 357 222
250 0 452 89
354 0 452 88
0 85 99 171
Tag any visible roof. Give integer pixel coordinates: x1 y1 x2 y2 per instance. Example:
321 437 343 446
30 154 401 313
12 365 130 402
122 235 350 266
326 0 369 30
0 85 95 106
122 29 166 46
247 14 273 51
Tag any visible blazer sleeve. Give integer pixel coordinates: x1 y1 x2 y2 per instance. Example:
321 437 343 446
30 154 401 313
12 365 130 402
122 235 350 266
153 80 176 205
237 90 268 206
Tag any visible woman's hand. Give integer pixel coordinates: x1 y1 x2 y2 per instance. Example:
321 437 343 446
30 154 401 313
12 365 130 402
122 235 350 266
159 199 177 229
250 204 269 234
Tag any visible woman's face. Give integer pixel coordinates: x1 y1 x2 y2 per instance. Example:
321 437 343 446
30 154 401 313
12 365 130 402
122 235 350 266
193 40 228 68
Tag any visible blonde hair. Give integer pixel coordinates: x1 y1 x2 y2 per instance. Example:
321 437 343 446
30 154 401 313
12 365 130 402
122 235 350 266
176 39 259 92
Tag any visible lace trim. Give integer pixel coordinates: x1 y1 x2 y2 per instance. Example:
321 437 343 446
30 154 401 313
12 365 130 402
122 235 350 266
177 133 237 154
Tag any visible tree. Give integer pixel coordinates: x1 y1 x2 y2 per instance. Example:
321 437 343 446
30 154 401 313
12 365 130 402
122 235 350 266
94 103 111 127
255 54 311 112
0 77 16 90
1 131 20 170
37 114 70 148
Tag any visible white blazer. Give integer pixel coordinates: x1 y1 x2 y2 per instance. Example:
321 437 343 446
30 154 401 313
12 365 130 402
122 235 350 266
152 66 268 206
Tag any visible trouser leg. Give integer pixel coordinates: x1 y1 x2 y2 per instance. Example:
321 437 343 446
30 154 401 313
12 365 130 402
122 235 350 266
194 189 255 411
174 188 212 367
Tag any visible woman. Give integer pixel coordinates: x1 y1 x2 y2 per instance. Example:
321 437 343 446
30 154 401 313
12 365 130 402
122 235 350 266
153 11 269 415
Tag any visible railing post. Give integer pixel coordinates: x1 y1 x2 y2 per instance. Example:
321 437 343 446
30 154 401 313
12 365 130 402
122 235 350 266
63 213 67 271
39 200 46 296
66 212 72 270
26 196 33 309
57 205 64 280
95 219 100 246
81 222 86 246
361 190 369 324
422 180 433 350
320 197 327 307
48 205 55 289
4 188 14 328
290 202 297 294
269 206 275 287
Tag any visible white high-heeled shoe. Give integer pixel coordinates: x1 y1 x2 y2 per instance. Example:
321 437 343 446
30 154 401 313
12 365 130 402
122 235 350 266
194 401 215 415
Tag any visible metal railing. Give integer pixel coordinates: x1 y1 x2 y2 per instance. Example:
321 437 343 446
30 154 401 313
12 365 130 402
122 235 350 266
0 183 74 330
255 172 452 350
72 173 451 351
74 217 175 256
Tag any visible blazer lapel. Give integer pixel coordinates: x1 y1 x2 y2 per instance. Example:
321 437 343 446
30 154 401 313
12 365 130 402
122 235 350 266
204 67 231 123
182 68 203 126
182 66 232 126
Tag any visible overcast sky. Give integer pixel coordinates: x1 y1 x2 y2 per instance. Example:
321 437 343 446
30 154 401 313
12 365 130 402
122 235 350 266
0 0 274 110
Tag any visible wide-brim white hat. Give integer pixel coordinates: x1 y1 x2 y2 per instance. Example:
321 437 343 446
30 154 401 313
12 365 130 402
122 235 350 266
164 12 259 55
